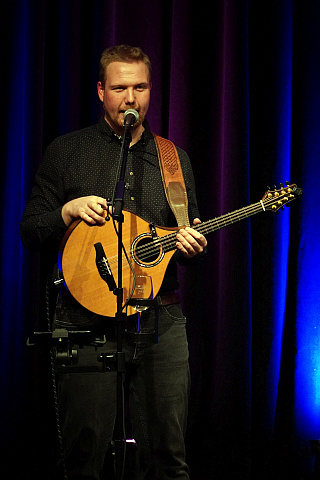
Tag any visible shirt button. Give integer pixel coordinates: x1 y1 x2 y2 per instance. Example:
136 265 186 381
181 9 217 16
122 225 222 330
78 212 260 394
129 171 134 176
130 196 135 201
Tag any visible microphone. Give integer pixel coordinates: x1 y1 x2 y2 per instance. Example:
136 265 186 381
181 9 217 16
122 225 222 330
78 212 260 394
123 109 139 127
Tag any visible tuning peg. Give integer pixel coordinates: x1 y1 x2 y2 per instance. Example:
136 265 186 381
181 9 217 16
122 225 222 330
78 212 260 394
279 183 284 188
267 186 271 190
285 181 290 185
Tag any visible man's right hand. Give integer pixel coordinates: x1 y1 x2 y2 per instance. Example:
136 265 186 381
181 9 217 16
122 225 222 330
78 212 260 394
61 195 108 226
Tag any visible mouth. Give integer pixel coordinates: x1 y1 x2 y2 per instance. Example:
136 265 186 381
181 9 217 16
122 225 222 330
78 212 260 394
119 109 141 125
120 108 139 115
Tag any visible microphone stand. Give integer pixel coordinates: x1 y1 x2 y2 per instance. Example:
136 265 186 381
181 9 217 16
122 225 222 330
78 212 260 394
112 122 132 480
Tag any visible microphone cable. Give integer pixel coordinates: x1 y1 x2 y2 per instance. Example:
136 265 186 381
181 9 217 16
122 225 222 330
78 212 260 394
46 272 69 480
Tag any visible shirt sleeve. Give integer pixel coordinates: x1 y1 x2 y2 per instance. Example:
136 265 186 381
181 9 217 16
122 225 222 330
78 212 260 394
20 140 68 250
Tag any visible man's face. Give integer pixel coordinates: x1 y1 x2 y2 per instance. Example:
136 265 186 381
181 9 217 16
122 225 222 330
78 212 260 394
97 61 151 136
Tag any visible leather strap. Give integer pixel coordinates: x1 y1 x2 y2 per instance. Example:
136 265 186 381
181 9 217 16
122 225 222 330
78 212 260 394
153 133 190 227
158 291 181 306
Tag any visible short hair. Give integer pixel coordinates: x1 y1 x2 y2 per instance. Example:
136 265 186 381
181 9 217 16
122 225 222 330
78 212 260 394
99 45 152 86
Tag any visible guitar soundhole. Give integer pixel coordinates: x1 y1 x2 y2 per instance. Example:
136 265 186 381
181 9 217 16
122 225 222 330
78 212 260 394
132 234 163 267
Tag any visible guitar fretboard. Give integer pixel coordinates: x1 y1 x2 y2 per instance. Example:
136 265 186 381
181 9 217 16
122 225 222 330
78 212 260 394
130 185 301 264
159 201 264 253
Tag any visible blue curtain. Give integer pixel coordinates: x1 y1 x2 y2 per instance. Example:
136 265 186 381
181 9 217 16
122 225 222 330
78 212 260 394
1 1 319 478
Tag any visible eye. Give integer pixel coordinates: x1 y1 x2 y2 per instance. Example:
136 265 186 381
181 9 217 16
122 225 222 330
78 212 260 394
112 86 125 92
136 84 148 92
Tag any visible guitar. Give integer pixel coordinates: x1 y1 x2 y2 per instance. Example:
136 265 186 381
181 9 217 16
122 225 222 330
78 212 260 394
59 183 302 317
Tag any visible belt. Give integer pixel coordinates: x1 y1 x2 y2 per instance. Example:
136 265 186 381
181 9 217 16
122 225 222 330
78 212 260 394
158 291 181 306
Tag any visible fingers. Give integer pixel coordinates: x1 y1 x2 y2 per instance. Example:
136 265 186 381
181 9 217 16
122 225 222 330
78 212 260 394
176 219 207 258
91 196 108 212
79 196 108 225
62 196 108 226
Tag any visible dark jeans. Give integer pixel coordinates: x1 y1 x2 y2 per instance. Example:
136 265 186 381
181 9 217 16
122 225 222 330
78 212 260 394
55 303 191 480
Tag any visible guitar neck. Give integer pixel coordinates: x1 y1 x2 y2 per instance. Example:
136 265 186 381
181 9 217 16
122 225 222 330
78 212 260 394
195 200 264 236
162 201 264 253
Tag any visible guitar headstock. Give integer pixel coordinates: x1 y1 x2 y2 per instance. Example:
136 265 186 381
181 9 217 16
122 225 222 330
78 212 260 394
262 183 303 212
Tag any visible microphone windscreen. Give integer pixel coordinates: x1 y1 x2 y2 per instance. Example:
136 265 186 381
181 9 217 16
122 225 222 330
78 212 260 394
123 109 139 126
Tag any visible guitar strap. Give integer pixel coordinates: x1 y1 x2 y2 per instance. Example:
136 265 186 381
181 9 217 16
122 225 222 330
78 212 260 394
153 133 190 227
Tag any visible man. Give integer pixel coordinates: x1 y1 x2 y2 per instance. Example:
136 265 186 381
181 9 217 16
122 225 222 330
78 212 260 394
21 45 207 480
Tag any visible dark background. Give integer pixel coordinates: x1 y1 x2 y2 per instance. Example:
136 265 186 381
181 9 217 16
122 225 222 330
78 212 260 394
1 1 319 479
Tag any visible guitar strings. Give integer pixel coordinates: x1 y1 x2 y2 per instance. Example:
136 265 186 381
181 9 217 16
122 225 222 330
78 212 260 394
95 193 291 272
102 199 268 270
130 199 273 262
130 192 292 262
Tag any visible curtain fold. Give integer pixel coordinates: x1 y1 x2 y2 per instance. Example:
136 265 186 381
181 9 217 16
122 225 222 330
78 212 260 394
1 1 319 478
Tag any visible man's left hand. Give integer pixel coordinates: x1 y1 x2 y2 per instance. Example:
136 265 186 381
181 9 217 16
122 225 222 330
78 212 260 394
176 218 207 258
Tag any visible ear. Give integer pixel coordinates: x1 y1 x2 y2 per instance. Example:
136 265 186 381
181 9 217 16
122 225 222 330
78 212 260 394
97 81 104 102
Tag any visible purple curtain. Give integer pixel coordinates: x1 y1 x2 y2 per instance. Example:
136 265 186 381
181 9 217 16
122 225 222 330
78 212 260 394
1 1 319 478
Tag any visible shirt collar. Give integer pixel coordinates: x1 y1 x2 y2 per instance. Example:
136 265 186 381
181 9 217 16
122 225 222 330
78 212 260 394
97 115 153 148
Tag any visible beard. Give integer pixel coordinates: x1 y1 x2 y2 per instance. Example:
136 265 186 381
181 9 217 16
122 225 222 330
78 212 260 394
121 108 143 128
104 109 144 135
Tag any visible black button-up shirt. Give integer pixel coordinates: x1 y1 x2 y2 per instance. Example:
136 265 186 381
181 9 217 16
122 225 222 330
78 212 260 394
20 117 200 317
21 117 199 246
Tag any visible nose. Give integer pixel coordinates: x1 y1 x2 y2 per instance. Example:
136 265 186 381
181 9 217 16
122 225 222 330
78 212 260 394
125 88 135 105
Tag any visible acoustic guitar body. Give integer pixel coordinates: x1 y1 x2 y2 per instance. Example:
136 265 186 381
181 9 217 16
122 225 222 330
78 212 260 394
59 210 178 317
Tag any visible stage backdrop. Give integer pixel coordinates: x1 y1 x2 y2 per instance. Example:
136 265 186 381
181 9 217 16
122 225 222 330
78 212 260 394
1 1 319 479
